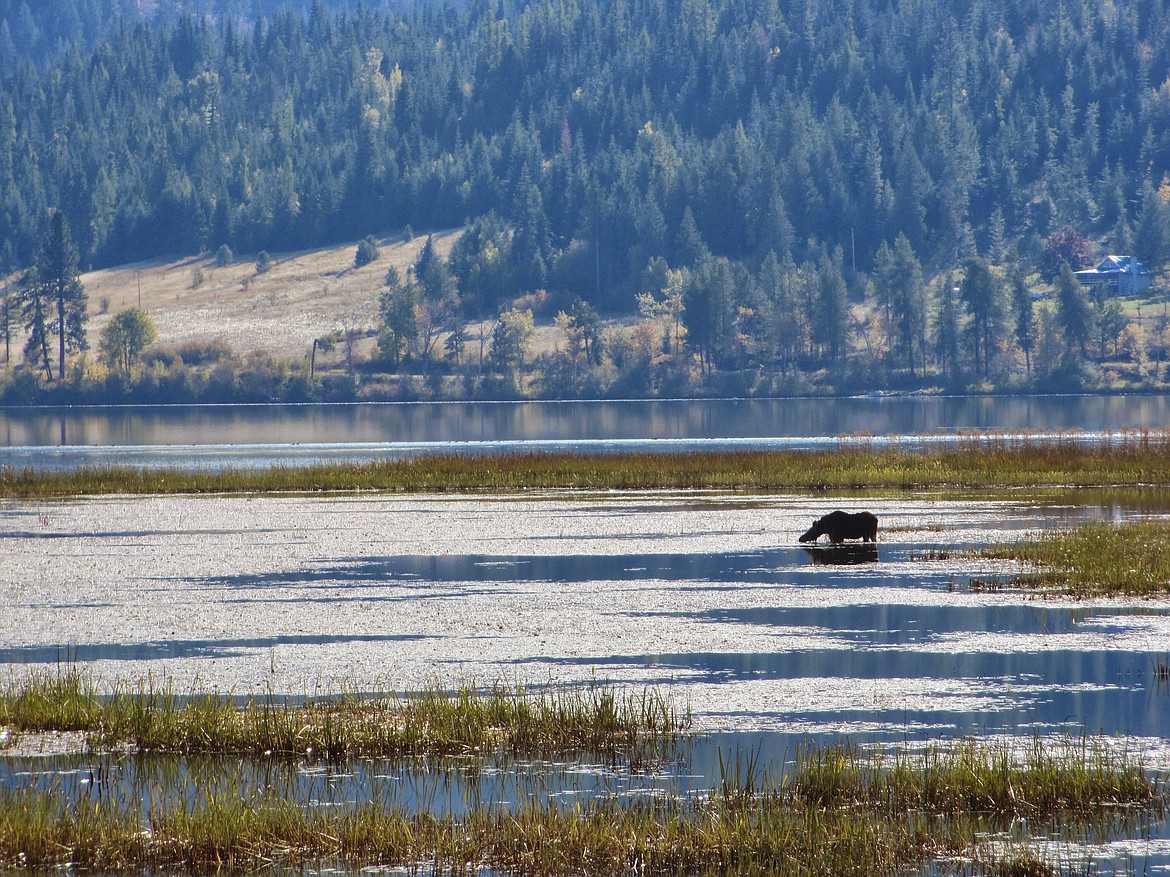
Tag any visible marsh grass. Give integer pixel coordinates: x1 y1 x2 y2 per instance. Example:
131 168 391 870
0 737 1158 875
980 520 1170 597
7 432 1170 497
0 672 689 763
787 736 1161 816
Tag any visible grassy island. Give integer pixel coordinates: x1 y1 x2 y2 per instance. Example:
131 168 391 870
6 433 1170 497
980 520 1170 598
0 673 686 763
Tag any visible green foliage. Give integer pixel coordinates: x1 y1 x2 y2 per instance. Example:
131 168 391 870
354 236 380 269
2 0 1165 284
3 0 1169 395
1055 263 1096 360
98 307 157 373
15 266 52 381
959 258 1006 377
377 266 417 367
0 673 688 763
873 235 926 375
491 308 535 371
0 703 1158 876
983 519 1170 597
16 212 88 383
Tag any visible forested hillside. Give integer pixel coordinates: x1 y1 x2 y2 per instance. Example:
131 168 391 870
3 0 1170 400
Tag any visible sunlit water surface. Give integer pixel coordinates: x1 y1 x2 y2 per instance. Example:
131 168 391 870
5 397 1170 871
5 525 1170 872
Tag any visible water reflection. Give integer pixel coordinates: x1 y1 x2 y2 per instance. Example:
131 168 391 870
4 396 1170 470
801 544 879 565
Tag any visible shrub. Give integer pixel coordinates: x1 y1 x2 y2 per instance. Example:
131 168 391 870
176 339 235 366
354 235 380 268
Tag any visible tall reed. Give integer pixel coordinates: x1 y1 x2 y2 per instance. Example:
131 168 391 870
7 431 1170 496
982 520 1170 597
0 672 689 763
0 736 1159 875
787 736 1160 816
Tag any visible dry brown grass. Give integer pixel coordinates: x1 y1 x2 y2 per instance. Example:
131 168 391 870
80 230 460 360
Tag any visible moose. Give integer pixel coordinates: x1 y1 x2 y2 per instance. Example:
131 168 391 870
798 510 878 544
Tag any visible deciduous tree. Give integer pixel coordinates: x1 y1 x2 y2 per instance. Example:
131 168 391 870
99 307 157 373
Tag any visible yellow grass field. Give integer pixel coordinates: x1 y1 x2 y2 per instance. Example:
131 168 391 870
79 230 459 361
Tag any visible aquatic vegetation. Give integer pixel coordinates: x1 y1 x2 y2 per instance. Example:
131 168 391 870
6 432 1170 496
787 736 1161 816
0 736 1158 875
981 520 1170 597
0 672 689 763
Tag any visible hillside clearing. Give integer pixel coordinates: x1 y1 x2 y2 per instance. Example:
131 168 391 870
80 231 459 360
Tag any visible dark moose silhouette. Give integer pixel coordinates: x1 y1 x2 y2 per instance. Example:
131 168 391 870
798 510 878 544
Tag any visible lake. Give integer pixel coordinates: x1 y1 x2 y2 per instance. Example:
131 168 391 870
3 394 1170 470
4 397 1170 872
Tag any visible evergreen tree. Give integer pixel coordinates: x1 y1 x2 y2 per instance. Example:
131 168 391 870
933 275 962 384
873 234 926 375
815 248 849 367
355 235 380 268
36 210 88 382
1134 185 1168 272
1010 270 1036 373
414 235 458 306
674 206 710 269
1054 262 1095 361
377 266 417 367
448 212 512 318
510 169 551 292
958 257 1004 377
17 266 53 381
682 255 736 373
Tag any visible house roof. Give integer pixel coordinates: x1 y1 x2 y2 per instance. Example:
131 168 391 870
1077 255 1151 276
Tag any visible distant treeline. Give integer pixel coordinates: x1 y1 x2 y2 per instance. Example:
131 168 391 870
2 0 1170 399
3 0 1168 278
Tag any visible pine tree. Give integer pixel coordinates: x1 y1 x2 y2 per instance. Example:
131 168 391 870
17 266 53 381
1055 263 1095 361
815 248 849 367
1010 270 1035 373
958 257 1003 377
378 266 418 368
30 211 88 382
933 275 962 384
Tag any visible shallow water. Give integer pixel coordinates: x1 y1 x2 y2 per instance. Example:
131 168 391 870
4 491 1170 872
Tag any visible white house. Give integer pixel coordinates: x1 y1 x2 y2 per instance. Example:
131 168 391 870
1074 255 1153 296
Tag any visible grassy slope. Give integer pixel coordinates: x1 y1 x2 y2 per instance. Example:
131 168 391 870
79 230 460 363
